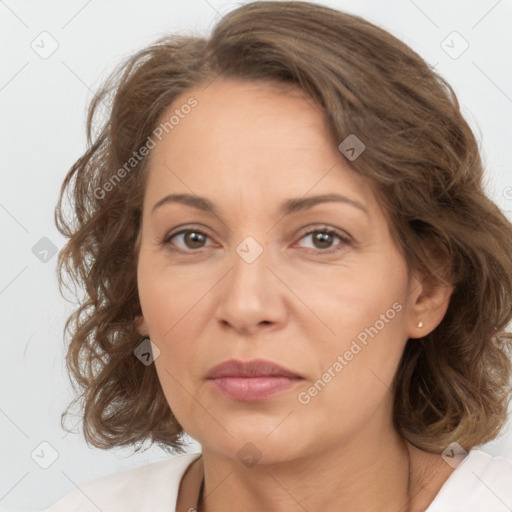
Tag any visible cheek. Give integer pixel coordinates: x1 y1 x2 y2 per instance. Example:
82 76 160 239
301 255 409 397
307 261 408 347
137 256 214 392
295 291 408 439
137 255 214 343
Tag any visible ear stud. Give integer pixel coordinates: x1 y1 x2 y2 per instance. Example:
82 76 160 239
417 321 424 328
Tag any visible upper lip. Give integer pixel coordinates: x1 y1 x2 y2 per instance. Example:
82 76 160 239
206 359 303 379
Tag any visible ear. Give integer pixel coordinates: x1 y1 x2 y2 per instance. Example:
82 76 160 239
407 266 454 339
136 315 150 337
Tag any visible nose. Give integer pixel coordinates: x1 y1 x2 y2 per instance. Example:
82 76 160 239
214 241 288 336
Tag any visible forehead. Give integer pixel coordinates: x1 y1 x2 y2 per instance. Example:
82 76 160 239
143 78 377 214
166 78 333 149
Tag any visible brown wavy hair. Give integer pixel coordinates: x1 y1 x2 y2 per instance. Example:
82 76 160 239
55 0 512 454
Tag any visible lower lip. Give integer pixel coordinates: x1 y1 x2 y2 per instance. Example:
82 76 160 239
208 376 302 401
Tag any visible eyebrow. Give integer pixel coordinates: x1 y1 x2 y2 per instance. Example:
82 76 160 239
151 192 369 217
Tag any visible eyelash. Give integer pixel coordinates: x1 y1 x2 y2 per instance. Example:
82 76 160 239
162 225 351 254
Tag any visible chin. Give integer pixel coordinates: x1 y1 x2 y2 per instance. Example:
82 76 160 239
194 419 311 465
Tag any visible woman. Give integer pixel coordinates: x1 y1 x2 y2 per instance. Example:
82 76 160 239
46 1 512 511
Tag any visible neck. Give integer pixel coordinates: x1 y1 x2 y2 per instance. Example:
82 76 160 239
198 416 425 512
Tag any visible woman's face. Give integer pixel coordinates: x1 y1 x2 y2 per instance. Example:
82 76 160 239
137 78 423 463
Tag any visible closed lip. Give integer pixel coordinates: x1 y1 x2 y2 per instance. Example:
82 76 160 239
206 359 303 379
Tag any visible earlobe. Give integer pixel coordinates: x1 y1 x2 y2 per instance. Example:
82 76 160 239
136 315 150 337
408 273 454 339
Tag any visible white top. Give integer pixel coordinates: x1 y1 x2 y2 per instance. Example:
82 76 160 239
43 449 512 511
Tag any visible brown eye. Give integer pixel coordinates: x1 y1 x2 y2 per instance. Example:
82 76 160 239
296 228 350 252
183 231 207 249
311 231 335 249
164 229 210 250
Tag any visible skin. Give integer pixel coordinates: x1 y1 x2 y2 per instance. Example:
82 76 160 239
136 78 454 512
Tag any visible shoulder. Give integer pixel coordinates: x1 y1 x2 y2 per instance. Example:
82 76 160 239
427 449 512 511
43 452 201 512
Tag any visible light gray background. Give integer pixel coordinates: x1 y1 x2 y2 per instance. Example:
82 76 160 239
1 0 511 510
